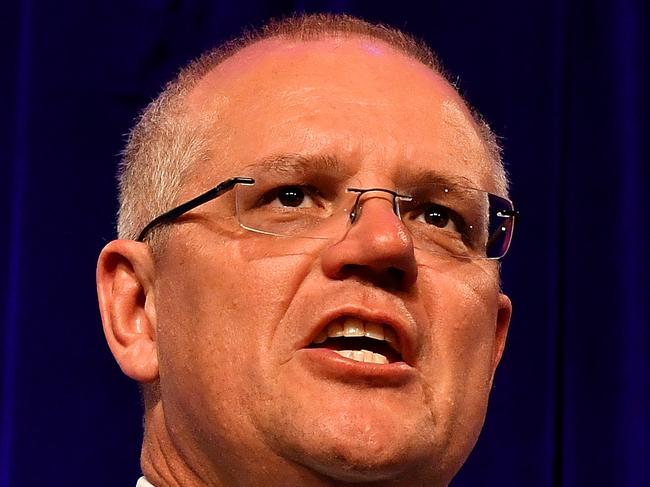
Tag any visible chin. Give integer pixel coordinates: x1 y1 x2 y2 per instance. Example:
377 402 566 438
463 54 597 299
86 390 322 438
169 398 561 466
297 443 413 483
310 462 406 484
277 416 445 485
259 380 473 485
297 442 452 486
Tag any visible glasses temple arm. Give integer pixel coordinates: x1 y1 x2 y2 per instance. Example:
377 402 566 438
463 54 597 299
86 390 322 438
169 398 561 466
136 177 254 242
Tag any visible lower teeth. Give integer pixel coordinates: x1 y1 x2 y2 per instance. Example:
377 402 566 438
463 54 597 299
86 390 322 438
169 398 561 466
334 349 389 364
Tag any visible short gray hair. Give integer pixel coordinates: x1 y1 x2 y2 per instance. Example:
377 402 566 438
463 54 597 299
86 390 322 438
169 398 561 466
117 13 507 241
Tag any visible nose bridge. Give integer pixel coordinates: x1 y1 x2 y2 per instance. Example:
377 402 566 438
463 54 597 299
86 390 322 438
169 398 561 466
322 186 418 289
348 188 402 225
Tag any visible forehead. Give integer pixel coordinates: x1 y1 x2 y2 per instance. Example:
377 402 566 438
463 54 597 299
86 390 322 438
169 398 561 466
184 36 496 193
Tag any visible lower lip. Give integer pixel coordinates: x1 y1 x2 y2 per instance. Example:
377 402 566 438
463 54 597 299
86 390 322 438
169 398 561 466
296 348 416 386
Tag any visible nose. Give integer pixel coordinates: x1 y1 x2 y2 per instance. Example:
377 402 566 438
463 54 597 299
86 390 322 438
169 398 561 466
320 193 418 290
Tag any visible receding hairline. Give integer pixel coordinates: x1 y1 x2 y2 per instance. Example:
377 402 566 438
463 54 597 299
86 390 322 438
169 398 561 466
178 31 505 180
178 22 504 179
180 32 507 193
174 14 441 94
185 35 454 115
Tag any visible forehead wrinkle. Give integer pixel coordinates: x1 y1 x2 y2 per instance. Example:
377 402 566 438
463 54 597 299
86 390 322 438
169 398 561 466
395 167 482 192
241 153 357 179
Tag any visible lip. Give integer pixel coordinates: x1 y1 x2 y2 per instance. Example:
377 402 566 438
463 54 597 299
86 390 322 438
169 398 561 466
299 306 417 366
296 348 416 386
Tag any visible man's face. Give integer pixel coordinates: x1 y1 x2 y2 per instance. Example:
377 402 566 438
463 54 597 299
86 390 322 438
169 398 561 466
153 37 511 485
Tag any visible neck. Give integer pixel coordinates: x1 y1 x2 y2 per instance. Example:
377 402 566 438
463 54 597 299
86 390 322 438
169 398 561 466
141 402 210 486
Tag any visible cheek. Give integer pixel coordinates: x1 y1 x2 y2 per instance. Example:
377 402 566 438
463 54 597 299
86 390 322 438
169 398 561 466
417 262 500 391
153 239 319 435
155 237 317 374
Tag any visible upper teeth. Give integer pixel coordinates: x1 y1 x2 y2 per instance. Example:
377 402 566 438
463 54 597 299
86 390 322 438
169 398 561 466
313 317 399 349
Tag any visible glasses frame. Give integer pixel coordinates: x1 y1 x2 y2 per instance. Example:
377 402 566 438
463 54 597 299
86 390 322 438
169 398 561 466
135 176 518 260
136 177 255 242
347 187 413 223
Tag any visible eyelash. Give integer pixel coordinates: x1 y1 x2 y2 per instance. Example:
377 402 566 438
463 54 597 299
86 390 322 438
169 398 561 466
259 184 324 207
405 203 472 239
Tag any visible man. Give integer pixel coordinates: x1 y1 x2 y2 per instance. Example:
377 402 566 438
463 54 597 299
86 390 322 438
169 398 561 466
96 13 515 487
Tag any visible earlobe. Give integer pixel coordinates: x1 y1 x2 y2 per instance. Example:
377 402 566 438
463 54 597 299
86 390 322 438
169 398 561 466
96 239 159 383
491 293 512 377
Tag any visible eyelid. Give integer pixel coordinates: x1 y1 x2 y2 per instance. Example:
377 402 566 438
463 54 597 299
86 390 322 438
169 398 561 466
261 184 325 207
405 202 468 235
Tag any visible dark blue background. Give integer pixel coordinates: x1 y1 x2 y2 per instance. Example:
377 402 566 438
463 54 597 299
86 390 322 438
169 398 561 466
2 1 648 485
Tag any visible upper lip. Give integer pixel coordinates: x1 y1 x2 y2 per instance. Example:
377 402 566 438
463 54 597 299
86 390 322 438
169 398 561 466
301 306 417 366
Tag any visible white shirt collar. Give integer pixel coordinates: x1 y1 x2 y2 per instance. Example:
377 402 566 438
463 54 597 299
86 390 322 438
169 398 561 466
136 477 156 487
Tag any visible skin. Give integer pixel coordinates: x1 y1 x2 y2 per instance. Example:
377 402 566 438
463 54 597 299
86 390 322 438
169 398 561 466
97 36 512 486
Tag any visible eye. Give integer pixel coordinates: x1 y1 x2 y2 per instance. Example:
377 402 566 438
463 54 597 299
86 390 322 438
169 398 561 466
415 203 462 233
265 185 318 208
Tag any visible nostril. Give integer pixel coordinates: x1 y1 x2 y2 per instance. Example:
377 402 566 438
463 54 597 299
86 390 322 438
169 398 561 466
336 264 363 280
335 264 408 290
387 266 405 283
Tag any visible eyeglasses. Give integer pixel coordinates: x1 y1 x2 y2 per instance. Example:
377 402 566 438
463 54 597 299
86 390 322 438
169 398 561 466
136 176 518 260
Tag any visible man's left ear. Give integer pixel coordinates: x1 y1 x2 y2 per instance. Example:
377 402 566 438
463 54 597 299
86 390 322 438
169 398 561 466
96 239 159 383
491 293 512 378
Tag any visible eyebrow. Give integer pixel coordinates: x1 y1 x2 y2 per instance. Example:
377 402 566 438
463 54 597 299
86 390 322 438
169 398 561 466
396 168 480 192
241 153 356 178
240 153 482 192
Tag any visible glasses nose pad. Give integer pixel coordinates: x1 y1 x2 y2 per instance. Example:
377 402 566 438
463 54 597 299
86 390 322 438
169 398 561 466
349 192 363 224
346 188 410 226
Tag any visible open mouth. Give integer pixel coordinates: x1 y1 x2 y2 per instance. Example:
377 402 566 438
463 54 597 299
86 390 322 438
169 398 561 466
307 317 403 364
